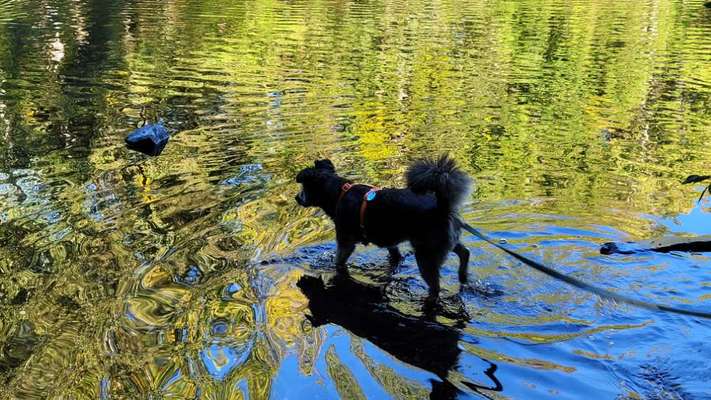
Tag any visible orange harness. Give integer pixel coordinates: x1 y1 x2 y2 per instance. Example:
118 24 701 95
337 183 380 232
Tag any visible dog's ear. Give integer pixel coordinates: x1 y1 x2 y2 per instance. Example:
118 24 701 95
314 159 335 171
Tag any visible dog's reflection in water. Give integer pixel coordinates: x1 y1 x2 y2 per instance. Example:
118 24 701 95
297 274 503 399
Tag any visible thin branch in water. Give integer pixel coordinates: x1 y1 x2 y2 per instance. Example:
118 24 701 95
682 175 711 204
698 184 710 204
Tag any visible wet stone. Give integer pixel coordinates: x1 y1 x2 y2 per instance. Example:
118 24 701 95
125 122 170 156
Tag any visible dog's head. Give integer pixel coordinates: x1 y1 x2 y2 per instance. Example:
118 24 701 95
295 159 336 207
295 274 327 298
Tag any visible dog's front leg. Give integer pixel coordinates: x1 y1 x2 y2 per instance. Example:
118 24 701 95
335 241 356 272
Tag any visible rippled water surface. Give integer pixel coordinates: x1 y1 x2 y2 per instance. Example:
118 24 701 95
1 0 711 398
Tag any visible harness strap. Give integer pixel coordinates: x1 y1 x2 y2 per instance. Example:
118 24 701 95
359 188 380 230
337 183 380 238
337 183 353 204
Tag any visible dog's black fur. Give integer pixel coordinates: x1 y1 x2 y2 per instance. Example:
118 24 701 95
295 155 472 301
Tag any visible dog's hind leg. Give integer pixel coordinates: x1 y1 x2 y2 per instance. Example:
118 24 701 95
387 246 402 269
414 247 447 303
335 241 356 273
453 242 470 284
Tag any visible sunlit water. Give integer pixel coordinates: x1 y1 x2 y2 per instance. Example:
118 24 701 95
1 0 710 398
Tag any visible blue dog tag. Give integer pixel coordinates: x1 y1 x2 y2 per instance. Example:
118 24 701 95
366 191 377 201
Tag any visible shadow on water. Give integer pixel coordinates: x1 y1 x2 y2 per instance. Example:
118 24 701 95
296 273 503 399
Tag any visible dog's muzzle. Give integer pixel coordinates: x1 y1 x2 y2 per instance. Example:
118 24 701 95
295 191 308 206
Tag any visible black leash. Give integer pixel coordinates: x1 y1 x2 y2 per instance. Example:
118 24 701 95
458 220 711 320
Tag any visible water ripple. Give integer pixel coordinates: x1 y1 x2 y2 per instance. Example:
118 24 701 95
1 0 711 398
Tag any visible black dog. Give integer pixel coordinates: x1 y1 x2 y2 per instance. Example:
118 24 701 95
295 155 472 302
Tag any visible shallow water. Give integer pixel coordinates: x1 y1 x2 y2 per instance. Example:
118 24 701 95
1 0 710 398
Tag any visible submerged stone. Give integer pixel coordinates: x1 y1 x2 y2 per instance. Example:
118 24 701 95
125 122 170 156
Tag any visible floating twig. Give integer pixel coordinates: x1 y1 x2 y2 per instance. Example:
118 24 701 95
682 174 711 204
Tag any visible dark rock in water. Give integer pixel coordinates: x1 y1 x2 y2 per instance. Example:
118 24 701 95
600 242 625 255
125 122 170 156
705 1 711 8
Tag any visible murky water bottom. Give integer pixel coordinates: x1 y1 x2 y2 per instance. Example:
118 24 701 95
1 0 711 398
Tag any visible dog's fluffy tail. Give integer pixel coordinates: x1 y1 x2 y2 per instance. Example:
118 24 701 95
406 155 472 212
